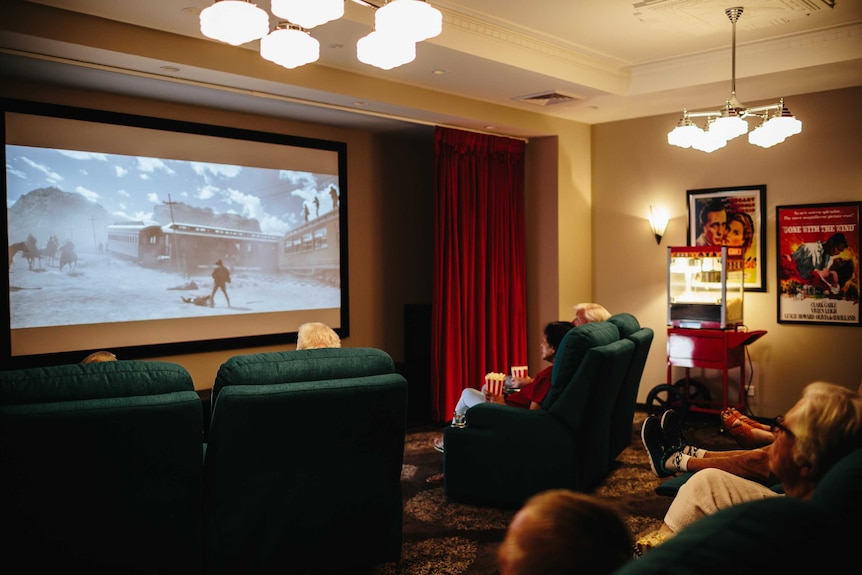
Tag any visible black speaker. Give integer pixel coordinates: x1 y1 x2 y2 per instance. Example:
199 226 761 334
402 303 432 425
404 303 431 364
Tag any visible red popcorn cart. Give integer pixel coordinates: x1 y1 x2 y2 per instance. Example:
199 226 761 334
655 246 766 415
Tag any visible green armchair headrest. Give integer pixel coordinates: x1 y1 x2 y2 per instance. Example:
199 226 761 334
0 360 194 405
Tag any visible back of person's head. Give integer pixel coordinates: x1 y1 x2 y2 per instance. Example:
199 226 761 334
81 350 117 363
791 381 862 484
573 303 611 326
544 321 575 350
498 489 633 575
296 322 341 350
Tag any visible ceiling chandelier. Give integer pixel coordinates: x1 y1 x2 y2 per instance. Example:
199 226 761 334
199 0 442 71
667 6 802 153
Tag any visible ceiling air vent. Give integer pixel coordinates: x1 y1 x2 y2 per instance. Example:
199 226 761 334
514 91 582 106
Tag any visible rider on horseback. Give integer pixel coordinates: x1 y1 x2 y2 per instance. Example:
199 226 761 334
59 240 78 272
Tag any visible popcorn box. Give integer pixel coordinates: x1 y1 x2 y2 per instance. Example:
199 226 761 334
485 372 506 396
511 365 528 379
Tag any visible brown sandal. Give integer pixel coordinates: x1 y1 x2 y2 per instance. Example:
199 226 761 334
721 409 760 449
723 408 771 431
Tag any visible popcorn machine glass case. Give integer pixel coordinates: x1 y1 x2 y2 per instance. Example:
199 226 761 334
667 246 744 329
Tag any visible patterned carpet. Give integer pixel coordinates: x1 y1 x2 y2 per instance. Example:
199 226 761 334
369 409 738 575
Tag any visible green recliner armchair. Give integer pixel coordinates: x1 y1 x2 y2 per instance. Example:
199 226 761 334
0 360 204 574
204 347 408 574
607 313 655 461
442 321 635 508
613 446 862 574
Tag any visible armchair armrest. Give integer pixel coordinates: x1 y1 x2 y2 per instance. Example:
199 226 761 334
463 402 561 436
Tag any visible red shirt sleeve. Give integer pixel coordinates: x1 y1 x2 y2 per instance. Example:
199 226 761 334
513 365 553 405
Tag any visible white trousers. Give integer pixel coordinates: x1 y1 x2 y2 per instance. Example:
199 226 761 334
664 468 781 532
455 387 486 415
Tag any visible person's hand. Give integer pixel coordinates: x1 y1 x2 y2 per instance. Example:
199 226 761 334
511 375 532 388
486 391 506 404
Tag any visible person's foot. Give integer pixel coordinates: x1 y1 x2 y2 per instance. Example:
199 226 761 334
722 408 771 431
660 409 702 457
641 416 674 478
662 449 688 474
721 408 775 449
432 435 444 453
660 409 685 450
425 472 444 484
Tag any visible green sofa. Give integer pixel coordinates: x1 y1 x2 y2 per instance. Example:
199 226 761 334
442 321 637 507
204 347 408 574
0 360 204 574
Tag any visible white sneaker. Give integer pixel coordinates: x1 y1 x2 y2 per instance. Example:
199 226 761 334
432 435 444 453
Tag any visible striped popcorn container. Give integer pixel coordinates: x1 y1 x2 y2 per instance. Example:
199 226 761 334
485 372 506 396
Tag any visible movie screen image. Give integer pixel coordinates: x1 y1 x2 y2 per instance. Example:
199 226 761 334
4 102 347 360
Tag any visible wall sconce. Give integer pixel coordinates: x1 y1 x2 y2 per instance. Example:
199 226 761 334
649 206 669 245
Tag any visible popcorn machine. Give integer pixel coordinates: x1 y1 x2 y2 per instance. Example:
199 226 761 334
662 246 766 414
667 246 744 329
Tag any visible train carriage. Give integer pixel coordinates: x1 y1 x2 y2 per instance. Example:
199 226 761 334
279 210 340 285
107 221 281 271
106 222 167 266
162 223 281 271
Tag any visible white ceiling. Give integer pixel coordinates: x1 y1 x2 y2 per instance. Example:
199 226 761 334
3 0 862 137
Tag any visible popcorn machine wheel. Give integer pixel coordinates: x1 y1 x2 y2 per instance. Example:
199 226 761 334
645 378 712 416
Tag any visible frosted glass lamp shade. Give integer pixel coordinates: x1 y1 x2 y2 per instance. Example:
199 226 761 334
260 25 320 69
357 30 416 70
667 120 703 149
200 1 270 46
375 0 442 42
709 114 748 141
270 0 344 30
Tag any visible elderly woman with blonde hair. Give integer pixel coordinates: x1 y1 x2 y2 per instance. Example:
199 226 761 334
572 302 611 326
81 350 117 363
296 322 341 350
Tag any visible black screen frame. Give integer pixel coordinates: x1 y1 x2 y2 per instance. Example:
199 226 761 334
3 98 349 368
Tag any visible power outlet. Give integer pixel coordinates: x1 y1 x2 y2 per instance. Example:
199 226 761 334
747 385 756 397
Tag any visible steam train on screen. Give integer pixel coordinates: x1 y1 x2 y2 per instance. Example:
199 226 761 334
278 210 341 285
106 221 280 270
106 212 340 285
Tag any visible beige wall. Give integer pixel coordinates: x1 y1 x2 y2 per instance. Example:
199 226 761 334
592 86 862 415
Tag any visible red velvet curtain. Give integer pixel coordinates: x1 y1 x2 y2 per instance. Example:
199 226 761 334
431 127 528 423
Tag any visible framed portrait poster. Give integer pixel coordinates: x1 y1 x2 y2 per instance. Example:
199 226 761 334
776 202 861 326
687 185 766 291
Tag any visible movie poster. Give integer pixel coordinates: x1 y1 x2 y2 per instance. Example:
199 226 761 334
777 202 861 326
687 185 766 291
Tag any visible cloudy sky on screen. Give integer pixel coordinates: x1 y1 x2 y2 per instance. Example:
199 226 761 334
5 145 339 234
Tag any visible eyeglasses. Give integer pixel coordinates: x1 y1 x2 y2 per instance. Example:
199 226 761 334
770 415 794 438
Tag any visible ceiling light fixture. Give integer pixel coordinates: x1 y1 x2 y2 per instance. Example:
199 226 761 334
374 0 442 42
357 29 417 70
271 0 344 29
199 0 442 71
667 7 802 153
200 0 269 46
260 21 320 69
